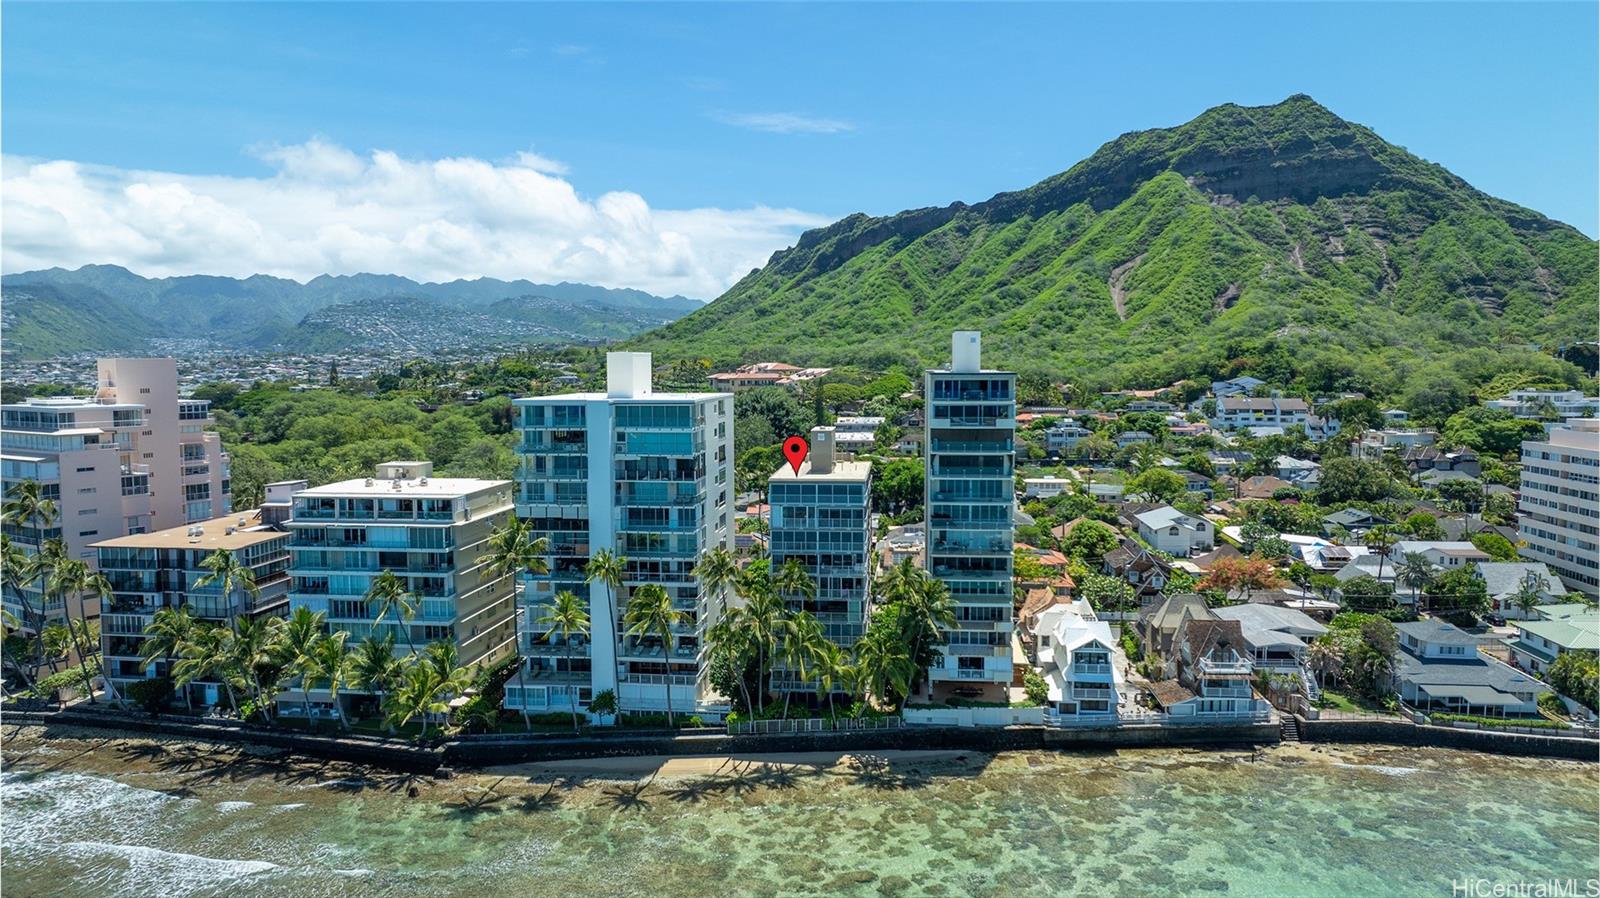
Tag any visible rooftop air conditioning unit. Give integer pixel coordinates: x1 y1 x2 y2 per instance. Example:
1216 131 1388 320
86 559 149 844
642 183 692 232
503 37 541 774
365 478 374 487
419 477 429 485
225 527 236 535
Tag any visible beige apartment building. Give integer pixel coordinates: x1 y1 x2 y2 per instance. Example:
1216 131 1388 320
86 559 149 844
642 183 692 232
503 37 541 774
1 358 230 628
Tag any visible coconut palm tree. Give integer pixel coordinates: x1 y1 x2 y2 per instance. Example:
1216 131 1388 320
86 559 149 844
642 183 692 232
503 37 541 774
275 605 331 723
47 558 102 703
383 659 450 739
537 589 590 732
692 546 739 609
192 549 260 632
852 627 914 712
349 633 404 731
623 583 685 727
2 534 45 641
2 480 58 536
482 517 552 729
705 615 756 713
899 578 958 690
1306 639 1344 690
1511 571 1551 620
740 587 787 712
140 606 199 710
1364 526 1396 585
773 559 817 610
812 640 847 720
777 610 825 719
1396 552 1434 611
172 626 240 713
365 570 420 656
230 614 282 721
584 547 626 644
310 632 351 729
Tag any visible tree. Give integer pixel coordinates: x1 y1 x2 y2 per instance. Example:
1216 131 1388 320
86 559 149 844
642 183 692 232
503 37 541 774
897 576 957 692
1253 537 1292 563
584 548 627 649
1306 638 1344 689
1239 520 1277 551
172 626 240 713
384 658 451 739
623 583 686 727
1339 575 1395 612
193 549 260 633
364 570 420 656
853 612 915 711
1315 458 1403 504
229 615 281 722
350 633 404 733
1078 573 1135 611
773 558 817 610
1546 651 1599 711
1125 468 1186 503
537 590 591 732
1395 552 1435 609
692 546 740 608
1470 532 1519 562
1428 567 1490 621
1401 513 1446 541
1197 557 1283 603
140 607 198 710
778 610 826 718
311 632 352 730
1509 570 1551 620
871 459 924 514
1059 520 1120 562
275 606 332 722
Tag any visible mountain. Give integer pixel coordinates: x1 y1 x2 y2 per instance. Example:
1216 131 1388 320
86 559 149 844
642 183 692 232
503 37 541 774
0 266 703 358
632 95 1596 389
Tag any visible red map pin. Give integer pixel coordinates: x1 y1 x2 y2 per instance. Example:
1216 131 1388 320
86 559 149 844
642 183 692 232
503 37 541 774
782 435 808 474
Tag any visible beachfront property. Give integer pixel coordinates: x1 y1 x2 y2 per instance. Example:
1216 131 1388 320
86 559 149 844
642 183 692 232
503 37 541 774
507 352 735 718
924 331 1016 700
1517 418 1600 597
283 461 518 714
1148 618 1271 720
1 357 231 629
1504 605 1600 676
93 509 290 704
1212 604 1327 699
768 426 872 686
1131 505 1214 557
1137 592 1214 660
1030 597 1121 722
1394 620 1550 717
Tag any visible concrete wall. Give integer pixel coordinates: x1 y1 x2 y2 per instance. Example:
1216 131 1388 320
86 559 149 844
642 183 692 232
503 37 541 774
1299 717 1598 761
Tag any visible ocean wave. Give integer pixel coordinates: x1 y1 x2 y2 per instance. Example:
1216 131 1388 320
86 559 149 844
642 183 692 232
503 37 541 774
1336 762 1419 776
216 800 255 813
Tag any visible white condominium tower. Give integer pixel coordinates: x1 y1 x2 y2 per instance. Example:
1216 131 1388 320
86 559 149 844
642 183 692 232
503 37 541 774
1518 418 1600 596
1 357 231 628
768 426 873 676
924 331 1017 701
507 352 734 718
283 462 518 713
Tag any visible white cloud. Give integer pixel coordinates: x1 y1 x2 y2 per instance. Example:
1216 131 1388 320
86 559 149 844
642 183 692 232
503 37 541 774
713 111 856 135
0 143 833 298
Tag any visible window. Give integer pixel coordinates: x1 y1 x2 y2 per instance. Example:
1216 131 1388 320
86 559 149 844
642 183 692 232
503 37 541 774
78 487 96 494
76 465 96 473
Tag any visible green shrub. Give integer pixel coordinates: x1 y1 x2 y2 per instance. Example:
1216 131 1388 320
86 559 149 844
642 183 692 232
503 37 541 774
1538 692 1567 718
124 677 174 714
1023 669 1049 706
1429 712 1568 730
1120 629 1144 663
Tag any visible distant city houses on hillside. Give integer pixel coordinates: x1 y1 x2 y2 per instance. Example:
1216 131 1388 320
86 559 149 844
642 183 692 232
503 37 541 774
1485 389 1600 421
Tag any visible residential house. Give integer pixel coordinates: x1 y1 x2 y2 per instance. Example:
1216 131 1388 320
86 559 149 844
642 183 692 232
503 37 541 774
1132 505 1214 557
1148 618 1271 720
1043 422 1093 455
1115 430 1156 449
1212 604 1327 677
1505 605 1600 675
1274 456 1321 485
1321 508 1392 538
1104 539 1173 601
1394 621 1550 717
1210 397 1310 433
1385 541 1491 571
1137 592 1214 659
1475 562 1569 619
1023 475 1075 499
1356 429 1438 460
1231 474 1295 500
1210 376 1266 399
1031 598 1121 721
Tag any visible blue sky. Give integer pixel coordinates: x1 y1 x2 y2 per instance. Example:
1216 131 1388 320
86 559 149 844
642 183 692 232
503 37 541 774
3 2 1595 295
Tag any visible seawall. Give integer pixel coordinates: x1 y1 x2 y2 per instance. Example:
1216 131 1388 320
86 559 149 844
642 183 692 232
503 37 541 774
1298 717 1599 762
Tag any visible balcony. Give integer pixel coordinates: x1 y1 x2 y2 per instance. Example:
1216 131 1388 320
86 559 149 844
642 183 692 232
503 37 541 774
931 439 1014 454
1072 662 1113 676
1197 655 1253 676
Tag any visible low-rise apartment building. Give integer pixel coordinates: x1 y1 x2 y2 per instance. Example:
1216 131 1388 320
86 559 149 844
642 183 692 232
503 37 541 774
94 509 290 704
1209 396 1310 433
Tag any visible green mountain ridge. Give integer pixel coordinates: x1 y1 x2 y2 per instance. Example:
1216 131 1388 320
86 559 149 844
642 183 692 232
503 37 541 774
632 95 1595 392
0 266 704 358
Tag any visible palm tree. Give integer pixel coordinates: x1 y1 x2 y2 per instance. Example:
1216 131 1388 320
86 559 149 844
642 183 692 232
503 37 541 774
350 633 404 732
773 559 817 609
482 517 552 729
2 480 58 536
275 605 330 724
2 534 45 640
852 627 914 712
623 583 685 727
741 588 787 712
812 640 847 720
47 558 101 703
365 570 420 656
584 548 626 645
383 659 450 739
140 606 199 710
192 549 260 632
1510 571 1549 620
899 578 958 691
693 546 739 609
230 615 282 721
1306 639 1344 690
537 590 590 732
1396 552 1435 611
706 615 756 712
172 626 240 713
311 632 351 730
1364 526 1396 585
778 610 825 719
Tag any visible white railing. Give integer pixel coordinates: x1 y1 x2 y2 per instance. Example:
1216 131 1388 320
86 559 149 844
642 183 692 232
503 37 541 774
728 717 903 735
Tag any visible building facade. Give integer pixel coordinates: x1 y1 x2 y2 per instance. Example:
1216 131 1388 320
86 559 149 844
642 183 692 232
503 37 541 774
1518 419 1600 596
285 462 518 706
768 426 872 671
93 509 290 703
1 358 230 628
924 331 1016 700
506 352 735 717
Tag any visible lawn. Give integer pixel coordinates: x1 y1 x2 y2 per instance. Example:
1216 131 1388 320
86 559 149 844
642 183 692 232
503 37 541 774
1317 689 1398 715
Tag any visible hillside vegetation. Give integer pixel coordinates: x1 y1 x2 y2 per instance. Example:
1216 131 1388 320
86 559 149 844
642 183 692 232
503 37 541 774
632 95 1596 394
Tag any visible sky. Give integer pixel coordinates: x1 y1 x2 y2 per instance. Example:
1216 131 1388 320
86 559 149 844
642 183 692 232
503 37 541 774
4 2 1596 299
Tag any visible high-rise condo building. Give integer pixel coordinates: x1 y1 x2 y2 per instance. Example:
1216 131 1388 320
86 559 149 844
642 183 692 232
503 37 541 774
506 352 734 718
768 426 872 686
924 331 1016 701
283 462 518 715
1518 419 1600 596
1 358 230 628
93 506 291 703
